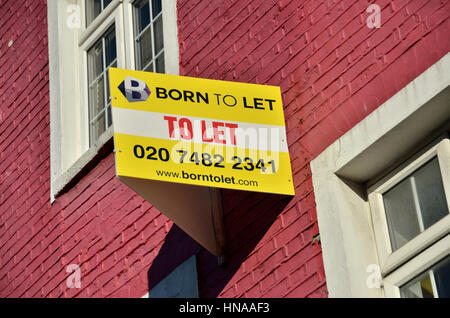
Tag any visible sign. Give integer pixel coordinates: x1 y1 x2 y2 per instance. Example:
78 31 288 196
109 68 294 195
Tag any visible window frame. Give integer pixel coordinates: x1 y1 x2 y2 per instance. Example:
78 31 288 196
383 235 450 297
368 138 450 276
133 0 165 73
79 1 125 149
80 0 165 146
86 25 117 146
48 0 179 202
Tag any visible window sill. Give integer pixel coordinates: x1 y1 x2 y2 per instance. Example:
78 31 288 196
51 126 114 202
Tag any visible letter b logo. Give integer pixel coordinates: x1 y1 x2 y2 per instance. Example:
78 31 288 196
118 76 151 102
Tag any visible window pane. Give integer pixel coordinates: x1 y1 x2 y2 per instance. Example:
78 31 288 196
135 0 151 33
156 53 164 73
87 27 116 144
414 158 448 229
383 178 421 250
106 69 111 102
105 61 116 102
88 40 104 82
143 62 154 73
153 16 164 55
91 112 106 142
89 76 105 118
152 0 162 18
434 256 450 297
105 28 117 66
401 255 450 298
86 0 113 26
383 157 449 251
134 0 164 72
86 0 102 25
137 27 153 70
148 255 198 298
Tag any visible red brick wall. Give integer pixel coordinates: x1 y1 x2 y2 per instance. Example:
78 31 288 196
0 0 448 298
178 0 449 297
0 0 52 296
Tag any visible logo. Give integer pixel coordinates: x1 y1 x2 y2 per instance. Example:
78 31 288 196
118 76 151 102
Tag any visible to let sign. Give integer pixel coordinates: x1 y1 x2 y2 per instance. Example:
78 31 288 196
109 68 295 195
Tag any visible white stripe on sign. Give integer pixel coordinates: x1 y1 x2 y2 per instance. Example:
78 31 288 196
112 107 289 152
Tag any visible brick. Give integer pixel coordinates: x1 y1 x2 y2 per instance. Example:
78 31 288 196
2 0 449 300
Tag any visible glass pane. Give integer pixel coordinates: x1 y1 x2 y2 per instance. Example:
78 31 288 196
152 0 162 18
414 158 449 229
91 112 106 142
135 0 151 33
143 62 153 73
86 0 102 25
153 16 164 55
88 28 116 144
401 273 434 298
103 0 112 8
105 28 117 66
434 256 450 298
383 156 449 251
137 27 153 70
156 53 165 73
383 178 421 250
89 76 105 118
401 255 450 298
88 40 104 82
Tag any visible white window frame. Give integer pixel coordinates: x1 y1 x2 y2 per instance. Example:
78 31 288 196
368 137 450 297
131 0 165 72
79 1 126 150
310 52 450 297
383 234 450 297
368 139 450 273
48 0 179 201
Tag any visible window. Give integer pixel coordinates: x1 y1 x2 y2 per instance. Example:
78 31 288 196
134 0 164 73
84 1 121 147
48 0 179 200
87 26 117 145
148 255 199 298
79 1 125 151
400 255 450 298
369 138 450 298
84 0 164 146
86 0 113 25
382 157 448 251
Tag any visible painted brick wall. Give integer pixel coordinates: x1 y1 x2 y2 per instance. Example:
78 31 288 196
177 0 449 298
0 0 52 296
0 0 448 298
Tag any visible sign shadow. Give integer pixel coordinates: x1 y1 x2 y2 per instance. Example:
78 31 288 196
147 189 293 297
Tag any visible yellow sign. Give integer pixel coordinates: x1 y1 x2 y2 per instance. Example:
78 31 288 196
109 68 294 195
